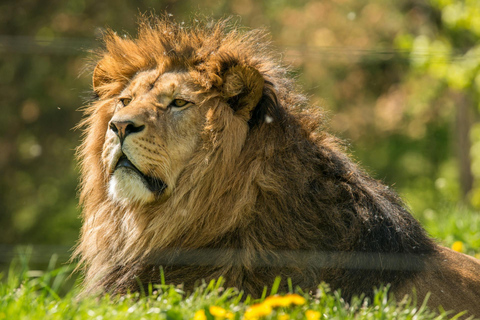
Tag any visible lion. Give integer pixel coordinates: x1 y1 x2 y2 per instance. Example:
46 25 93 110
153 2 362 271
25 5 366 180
75 16 480 317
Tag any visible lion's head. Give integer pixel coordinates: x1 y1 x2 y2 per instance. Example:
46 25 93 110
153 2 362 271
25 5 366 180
92 28 269 207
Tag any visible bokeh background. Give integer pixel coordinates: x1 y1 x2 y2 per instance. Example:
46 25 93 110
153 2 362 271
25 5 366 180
1 0 479 262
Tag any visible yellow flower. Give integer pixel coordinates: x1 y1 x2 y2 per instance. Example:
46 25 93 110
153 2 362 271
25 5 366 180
244 294 306 319
209 306 234 319
244 303 273 320
305 310 321 320
194 309 207 320
264 295 291 308
263 294 306 308
284 294 306 306
278 313 290 320
452 241 464 252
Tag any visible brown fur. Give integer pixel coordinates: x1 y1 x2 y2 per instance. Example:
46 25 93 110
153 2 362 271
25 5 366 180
75 15 480 317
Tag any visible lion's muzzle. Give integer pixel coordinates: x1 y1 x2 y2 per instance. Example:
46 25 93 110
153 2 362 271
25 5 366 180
114 155 167 194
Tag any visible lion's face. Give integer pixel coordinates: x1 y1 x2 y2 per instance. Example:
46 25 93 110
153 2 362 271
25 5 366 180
102 69 204 205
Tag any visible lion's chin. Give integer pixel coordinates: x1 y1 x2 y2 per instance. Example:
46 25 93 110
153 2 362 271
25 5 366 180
108 169 157 205
107 155 169 205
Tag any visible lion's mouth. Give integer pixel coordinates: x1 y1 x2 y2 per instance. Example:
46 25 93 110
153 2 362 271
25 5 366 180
114 155 167 194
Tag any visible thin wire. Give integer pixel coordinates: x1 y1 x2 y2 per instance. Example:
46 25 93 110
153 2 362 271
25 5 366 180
0 244 71 264
0 245 437 272
0 35 96 55
0 35 478 62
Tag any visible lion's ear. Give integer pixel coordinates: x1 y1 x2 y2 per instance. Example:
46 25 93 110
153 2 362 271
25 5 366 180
222 65 264 120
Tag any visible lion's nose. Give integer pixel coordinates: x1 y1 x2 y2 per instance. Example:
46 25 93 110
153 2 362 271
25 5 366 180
109 120 145 143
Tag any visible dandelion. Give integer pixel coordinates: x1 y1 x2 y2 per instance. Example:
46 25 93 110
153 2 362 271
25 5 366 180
305 310 321 320
209 306 234 319
452 241 464 252
194 310 206 320
278 313 290 320
263 295 291 308
285 294 306 306
263 294 306 308
244 294 306 319
244 303 273 320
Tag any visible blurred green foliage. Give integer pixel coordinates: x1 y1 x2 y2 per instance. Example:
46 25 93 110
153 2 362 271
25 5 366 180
0 0 479 247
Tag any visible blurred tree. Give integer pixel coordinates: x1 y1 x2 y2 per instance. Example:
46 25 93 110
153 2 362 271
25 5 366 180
395 0 480 206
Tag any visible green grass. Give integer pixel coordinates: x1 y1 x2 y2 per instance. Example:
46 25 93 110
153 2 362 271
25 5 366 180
1 206 479 320
0 263 456 320
0 256 470 320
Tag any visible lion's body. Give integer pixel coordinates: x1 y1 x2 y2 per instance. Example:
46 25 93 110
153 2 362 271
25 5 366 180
76 16 480 317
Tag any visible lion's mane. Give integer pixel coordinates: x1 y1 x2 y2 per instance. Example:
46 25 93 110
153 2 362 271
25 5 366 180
75 15 480 315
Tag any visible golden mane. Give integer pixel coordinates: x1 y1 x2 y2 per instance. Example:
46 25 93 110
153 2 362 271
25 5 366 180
75 15 480 317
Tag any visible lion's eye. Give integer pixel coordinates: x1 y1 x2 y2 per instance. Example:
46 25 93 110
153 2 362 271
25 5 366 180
119 98 132 106
170 99 191 109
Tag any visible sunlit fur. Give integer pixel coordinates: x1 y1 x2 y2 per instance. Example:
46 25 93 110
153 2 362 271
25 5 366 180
75 15 480 317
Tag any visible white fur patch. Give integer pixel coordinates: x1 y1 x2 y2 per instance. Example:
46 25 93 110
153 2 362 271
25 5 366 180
108 168 155 204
